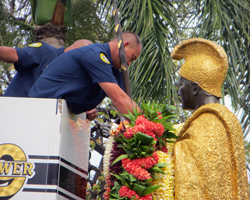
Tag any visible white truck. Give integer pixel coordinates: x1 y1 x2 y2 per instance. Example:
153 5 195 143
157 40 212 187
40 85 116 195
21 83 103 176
0 97 90 200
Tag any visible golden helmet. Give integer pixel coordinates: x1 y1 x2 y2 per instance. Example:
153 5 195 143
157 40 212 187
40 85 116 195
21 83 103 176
171 38 228 97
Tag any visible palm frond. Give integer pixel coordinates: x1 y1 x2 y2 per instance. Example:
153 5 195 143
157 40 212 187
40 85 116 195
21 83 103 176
98 0 179 105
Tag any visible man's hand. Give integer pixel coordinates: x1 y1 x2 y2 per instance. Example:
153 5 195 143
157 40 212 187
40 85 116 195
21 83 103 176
86 108 97 121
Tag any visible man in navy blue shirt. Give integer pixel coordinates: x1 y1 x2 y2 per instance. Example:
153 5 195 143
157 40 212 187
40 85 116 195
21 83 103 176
0 39 92 97
0 39 97 120
29 31 141 116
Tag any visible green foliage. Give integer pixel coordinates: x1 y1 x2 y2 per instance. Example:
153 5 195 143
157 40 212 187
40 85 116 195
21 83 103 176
0 1 34 45
123 100 179 155
124 100 178 126
86 172 106 200
110 109 119 118
114 132 156 161
65 0 112 46
107 100 177 199
90 140 96 149
108 172 161 199
244 140 250 193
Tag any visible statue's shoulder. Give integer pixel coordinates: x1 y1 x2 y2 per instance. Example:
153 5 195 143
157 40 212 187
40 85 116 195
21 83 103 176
179 103 241 138
195 103 232 116
194 103 242 135
196 103 237 122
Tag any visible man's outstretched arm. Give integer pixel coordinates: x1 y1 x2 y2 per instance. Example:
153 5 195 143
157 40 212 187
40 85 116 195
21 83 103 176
0 46 18 63
98 82 140 115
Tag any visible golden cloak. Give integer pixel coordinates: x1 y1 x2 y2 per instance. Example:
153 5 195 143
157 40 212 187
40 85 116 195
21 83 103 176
174 103 249 199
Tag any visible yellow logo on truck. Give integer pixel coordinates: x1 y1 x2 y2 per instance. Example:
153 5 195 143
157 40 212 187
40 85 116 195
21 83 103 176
28 42 42 47
100 53 110 64
0 144 35 199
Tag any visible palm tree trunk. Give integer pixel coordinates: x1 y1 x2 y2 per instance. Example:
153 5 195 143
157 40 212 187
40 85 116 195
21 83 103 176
32 0 68 48
34 23 66 48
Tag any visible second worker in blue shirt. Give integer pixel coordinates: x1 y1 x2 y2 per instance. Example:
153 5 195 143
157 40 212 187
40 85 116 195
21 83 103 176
28 31 141 115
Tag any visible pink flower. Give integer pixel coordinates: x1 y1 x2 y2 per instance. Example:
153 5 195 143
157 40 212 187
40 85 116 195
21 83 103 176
135 115 148 125
119 186 139 199
145 121 155 133
122 158 152 180
140 194 153 200
153 123 165 137
133 124 147 134
124 127 134 139
122 153 159 181
134 115 165 138
119 186 153 200
144 130 156 139
152 152 159 162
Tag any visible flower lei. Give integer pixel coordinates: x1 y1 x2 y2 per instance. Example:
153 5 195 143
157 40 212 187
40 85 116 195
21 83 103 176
103 101 180 200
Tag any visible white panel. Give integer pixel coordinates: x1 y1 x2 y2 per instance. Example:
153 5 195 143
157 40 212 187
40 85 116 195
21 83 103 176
0 97 90 200
0 97 57 155
58 100 90 171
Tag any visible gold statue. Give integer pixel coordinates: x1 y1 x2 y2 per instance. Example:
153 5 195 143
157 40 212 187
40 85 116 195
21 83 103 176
172 38 249 199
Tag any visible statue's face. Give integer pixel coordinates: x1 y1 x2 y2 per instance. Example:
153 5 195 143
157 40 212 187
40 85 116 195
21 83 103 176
178 77 196 110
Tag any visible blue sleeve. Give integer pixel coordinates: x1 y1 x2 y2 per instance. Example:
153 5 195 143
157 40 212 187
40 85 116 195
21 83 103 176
14 43 46 72
81 51 118 84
